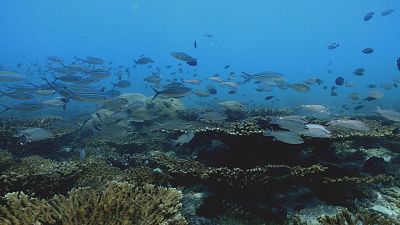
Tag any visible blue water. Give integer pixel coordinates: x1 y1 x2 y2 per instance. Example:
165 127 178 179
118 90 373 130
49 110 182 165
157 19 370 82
1 0 400 114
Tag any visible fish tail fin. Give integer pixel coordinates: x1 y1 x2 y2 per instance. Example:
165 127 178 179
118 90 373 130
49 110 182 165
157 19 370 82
241 72 252 83
151 87 161 101
111 82 117 89
0 104 10 114
170 139 178 148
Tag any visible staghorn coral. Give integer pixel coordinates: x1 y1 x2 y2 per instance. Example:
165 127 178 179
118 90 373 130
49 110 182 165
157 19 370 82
0 156 80 197
0 181 187 225
318 209 400 225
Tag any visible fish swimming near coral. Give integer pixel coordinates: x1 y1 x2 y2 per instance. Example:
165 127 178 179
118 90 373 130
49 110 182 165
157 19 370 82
327 119 370 131
263 130 304 145
376 107 400 122
15 127 51 144
171 131 195 148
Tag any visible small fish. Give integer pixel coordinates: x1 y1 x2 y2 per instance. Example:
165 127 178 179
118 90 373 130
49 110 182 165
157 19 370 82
41 98 68 110
171 132 195 148
265 96 274 100
0 102 45 113
335 76 345 85
219 101 245 111
365 90 384 101
88 69 112 79
112 80 131 88
397 57 400 71
144 74 161 84
0 91 34 100
81 56 104 65
381 9 394 16
363 12 374 21
327 43 339 50
366 84 377 88
151 83 191 101
194 40 197 48
353 68 365 76
134 57 154 65
224 65 230 69
301 124 331 138
362 48 374 54
300 104 330 115
289 83 310 93
204 33 213 38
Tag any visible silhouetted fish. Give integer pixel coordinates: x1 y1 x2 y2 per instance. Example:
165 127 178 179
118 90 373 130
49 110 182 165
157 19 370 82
194 40 197 48
335 76 344 85
381 9 394 16
363 12 374 21
397 57 400 71
362 48 374 54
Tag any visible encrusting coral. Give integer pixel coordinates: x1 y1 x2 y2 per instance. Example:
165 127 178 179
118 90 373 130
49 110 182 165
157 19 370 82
0 181 187 225
0 156 80 197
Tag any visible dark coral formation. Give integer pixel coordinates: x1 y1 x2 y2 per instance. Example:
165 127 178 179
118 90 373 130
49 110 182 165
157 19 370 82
0 181 187 225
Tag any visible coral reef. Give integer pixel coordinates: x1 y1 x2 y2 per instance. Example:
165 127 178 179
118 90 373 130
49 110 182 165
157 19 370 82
317 209 400 225
0 156 80 197
0 181 187 225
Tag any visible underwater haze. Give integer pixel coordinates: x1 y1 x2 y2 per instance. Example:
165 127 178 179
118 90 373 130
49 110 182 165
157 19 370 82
1 1 400 224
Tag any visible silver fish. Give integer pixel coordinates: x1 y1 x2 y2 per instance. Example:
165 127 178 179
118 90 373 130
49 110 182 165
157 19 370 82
171 131 195 148
0 71 26 82
263 130 304 145
376 107 400 122
16 128 51 144
327 119 369 131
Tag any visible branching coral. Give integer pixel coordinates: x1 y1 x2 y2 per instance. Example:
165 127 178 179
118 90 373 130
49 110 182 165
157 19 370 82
0 181 187 225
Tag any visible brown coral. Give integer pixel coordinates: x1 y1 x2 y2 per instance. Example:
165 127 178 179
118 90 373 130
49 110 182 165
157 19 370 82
0 181 187 225
318 209 400 225
0 156 80 197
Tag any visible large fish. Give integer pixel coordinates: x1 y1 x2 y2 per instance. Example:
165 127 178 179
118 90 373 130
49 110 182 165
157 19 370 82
264 130 304 145
376 107 400 122
16 127 51 144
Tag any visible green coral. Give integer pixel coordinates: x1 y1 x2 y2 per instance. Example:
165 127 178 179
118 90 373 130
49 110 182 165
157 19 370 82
0 181 187 225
